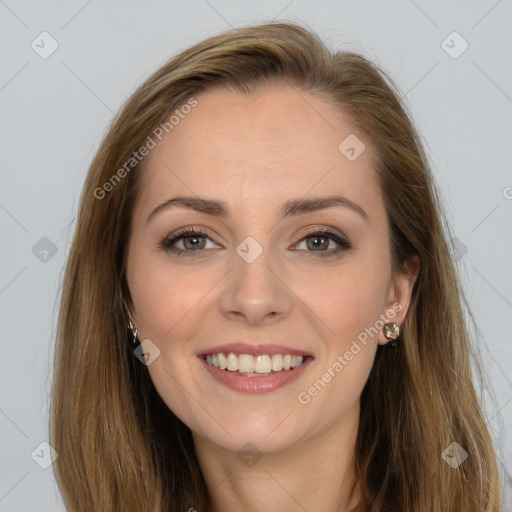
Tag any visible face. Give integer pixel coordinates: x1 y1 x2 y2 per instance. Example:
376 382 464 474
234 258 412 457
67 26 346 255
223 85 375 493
126 84 417 454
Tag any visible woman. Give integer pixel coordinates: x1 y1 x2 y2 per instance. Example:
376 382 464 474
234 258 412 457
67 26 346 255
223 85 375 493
50 21 504 512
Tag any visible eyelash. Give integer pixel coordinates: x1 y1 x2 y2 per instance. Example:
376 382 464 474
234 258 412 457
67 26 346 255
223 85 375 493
160 227 352 258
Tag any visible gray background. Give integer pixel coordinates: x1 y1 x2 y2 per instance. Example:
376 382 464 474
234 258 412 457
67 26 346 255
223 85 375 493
1 1 511 510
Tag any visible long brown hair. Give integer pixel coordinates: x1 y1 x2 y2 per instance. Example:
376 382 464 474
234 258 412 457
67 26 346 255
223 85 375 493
50 21 505 511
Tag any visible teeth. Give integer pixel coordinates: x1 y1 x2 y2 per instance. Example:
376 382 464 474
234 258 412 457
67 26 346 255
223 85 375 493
204 352 305 374
254 355 271 373
226 353 238 371
238 354 253 373
271 354 283 371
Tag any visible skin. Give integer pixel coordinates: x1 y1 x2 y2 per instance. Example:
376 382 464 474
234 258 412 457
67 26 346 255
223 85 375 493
126 83 419 512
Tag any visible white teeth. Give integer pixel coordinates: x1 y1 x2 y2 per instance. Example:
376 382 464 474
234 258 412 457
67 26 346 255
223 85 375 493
238 354 254 373
271 354 283 371
204 352 306 374
226 353 238 371
254 355 271 373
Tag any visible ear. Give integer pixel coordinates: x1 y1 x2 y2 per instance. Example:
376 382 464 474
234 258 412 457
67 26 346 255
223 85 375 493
378 254 420 346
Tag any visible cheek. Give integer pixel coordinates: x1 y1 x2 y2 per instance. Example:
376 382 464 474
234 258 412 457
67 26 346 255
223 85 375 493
129 252 216 342
300 259 389 348
295 267 381 419
128 257 213 427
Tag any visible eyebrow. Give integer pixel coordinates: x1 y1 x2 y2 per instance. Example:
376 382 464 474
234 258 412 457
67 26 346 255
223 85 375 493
146 194 368 224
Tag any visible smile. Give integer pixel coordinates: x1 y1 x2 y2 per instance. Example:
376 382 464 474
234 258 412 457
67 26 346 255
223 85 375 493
204 352 306 376
199 352 313 394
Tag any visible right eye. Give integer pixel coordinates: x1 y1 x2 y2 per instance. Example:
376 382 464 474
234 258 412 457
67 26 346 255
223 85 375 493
161 227 219 256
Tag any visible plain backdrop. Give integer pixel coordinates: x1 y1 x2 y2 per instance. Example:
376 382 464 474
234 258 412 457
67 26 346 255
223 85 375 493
0 1 511 510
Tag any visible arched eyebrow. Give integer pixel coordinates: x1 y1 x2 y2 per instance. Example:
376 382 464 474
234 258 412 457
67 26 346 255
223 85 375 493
146 195 368 224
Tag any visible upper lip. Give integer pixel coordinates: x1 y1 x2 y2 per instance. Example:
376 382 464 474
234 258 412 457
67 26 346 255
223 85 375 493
197 342 314 358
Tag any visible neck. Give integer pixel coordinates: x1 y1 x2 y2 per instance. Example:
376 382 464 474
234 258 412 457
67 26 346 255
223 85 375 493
192 401 368 512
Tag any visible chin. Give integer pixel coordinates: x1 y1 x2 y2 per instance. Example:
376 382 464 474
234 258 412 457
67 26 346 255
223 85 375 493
190 414 306 455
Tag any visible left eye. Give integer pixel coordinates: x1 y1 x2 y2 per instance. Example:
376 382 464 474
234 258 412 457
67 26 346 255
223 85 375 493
293 230 351 257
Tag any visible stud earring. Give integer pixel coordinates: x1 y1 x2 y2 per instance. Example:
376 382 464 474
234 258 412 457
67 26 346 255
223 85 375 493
383 322 400 348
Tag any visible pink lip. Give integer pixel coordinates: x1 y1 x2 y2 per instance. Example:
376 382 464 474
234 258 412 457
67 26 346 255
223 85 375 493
198 355 313 394
196 343 313 357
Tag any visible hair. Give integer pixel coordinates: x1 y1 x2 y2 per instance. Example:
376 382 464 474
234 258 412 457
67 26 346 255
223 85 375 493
50 20 504 512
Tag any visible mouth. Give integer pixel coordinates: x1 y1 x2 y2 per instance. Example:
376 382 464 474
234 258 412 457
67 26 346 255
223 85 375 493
202 352 312 377
197 344 314 393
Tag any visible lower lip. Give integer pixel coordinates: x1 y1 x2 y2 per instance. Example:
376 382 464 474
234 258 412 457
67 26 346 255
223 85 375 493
199 356 313 394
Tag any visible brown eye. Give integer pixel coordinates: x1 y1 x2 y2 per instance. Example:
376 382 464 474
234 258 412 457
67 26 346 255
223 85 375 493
162 228 216 255
181 234 206 250
294 229 351 258
306 234 330 251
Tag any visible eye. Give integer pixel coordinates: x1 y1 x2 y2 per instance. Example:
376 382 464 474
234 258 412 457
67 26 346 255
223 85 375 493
293 228 352 258
161 227 219 256
160 227 352 258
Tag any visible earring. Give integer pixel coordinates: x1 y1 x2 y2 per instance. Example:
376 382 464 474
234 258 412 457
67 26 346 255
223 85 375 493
128 320 138 345
383 322 400 348
122 298 138 345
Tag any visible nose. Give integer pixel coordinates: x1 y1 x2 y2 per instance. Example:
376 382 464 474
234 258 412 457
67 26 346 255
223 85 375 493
218 247 293 326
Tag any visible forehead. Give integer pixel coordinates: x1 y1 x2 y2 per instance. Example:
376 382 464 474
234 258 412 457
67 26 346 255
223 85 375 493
135 84 383 222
